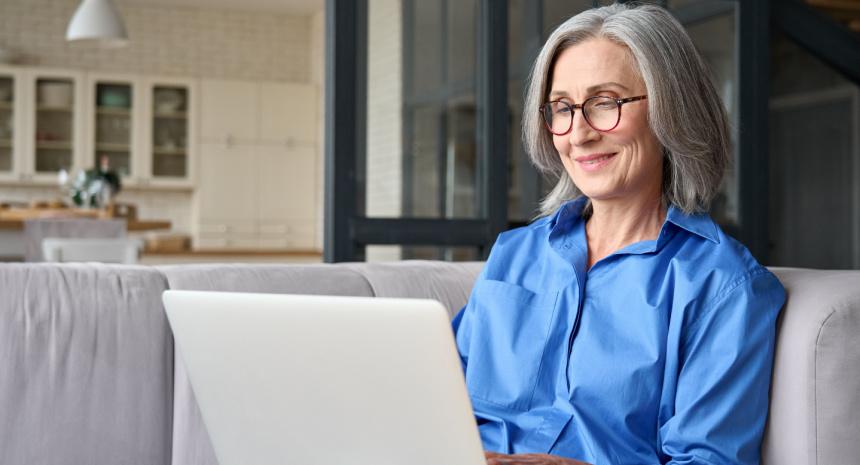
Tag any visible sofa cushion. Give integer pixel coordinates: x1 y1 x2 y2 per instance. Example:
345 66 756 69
346 260 484 319
157 263 375 296
0 263 173 465
764 268 860 465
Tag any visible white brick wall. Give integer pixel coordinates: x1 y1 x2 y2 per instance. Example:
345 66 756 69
0 0 312 81
366 0 402 262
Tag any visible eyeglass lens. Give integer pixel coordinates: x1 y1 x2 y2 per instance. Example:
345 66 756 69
543 96 620 134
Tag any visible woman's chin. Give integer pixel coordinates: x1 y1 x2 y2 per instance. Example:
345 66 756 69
571 178 621 201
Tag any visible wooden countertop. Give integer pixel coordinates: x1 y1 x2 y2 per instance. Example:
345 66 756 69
146 249 321 256
0 207 171 232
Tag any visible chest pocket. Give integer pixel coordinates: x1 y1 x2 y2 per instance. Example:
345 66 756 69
465 279 559 411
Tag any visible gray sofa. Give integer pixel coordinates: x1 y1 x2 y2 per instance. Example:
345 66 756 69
0 262 858 465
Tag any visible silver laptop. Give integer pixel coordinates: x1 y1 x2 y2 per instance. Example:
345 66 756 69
163 290 486 465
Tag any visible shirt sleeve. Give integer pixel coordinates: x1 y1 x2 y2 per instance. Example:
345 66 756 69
660 268 786 465
452 304 470 373
452 235 499 375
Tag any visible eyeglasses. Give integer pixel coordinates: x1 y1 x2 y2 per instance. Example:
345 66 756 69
539 95 647 135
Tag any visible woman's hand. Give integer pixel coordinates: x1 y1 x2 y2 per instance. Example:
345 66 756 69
485 451 592 465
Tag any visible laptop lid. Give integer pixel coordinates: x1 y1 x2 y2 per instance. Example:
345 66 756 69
163 290 486 465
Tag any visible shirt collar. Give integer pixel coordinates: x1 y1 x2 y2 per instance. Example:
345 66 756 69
665 204 720 244
549 196 720 252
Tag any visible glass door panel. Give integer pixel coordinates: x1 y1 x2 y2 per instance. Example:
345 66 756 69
94 82 133 176
0 75 14 173
151 85 189 178
35 78 75 173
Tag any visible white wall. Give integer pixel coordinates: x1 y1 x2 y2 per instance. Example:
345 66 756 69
310 9 325 251
365 0 403 261
0 0 320 237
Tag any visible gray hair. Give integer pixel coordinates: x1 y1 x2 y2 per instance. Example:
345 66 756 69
523 3 730 216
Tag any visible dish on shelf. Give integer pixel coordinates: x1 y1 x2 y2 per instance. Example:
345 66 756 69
38 82 73 108
154 88 184 113
98 89 130 108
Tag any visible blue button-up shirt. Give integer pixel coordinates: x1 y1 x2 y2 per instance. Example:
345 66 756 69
453 197 785 465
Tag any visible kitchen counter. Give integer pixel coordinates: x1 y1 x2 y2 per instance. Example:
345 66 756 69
0 207 171 232
140 249 322 265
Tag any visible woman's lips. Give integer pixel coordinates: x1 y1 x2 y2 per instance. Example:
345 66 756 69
575 152 617 172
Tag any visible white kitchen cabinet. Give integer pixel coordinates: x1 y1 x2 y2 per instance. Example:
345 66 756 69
256 145 316 220
0 66 23 182
21 68 86 184
194 79 320 251
87 74 196 189
258 82 317 144
199 80 258 144
140 76 196 188
84 72 137 182
196 143 257 222
194 143 318 251
0 67 196 189
256 145 317 250
201 80 317 145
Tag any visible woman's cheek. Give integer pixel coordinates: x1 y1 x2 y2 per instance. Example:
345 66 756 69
552 136 568 158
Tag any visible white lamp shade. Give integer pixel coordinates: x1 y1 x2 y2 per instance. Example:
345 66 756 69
66 0 129 47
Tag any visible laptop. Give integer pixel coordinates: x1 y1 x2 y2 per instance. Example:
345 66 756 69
162 290 487 465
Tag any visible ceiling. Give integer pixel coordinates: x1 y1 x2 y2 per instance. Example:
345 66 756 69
122 0 324 15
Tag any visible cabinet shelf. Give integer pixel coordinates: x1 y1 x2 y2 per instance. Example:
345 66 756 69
36 141 73 150
96 143 130 152
154 111 187 120
0 102 13 110
153 148 186 156
96 107 131 116
37 106 73 113
0 139 11 148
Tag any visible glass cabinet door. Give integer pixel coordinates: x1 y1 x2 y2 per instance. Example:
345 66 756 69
0 74 14 175
93 80 133 177
34 78 76 174
151 85 189 178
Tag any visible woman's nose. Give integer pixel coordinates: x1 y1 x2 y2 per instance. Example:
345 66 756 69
569 110 600 146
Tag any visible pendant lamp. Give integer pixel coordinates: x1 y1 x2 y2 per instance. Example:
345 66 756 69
66 0 129 48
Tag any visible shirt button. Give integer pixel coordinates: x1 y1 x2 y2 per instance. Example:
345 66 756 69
563 243 571 249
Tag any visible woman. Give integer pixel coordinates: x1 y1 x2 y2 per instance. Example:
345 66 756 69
452 4 785 465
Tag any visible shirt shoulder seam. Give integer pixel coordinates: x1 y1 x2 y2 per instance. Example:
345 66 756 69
682 266 774 342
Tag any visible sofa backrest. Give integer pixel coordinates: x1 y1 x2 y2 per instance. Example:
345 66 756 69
345 261 484 318
1 261 858 465
764 268 860 465
0 263 174 465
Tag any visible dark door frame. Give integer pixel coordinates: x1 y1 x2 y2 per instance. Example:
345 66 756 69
324 0 860 264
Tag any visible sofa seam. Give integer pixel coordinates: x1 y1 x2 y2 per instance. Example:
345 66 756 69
813 306 842 465
350 267 378 297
